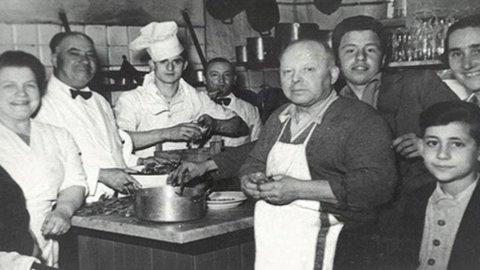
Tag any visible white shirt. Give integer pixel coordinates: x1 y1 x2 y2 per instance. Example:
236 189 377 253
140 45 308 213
220 93 262 147
114 72 236 156
0 120 88 266
35 76 129 201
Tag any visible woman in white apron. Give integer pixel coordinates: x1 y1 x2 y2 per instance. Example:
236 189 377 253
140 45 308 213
0 51 87 267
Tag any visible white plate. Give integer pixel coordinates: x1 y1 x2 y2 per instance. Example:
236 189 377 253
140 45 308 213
129 166 168 188
207 191 247 209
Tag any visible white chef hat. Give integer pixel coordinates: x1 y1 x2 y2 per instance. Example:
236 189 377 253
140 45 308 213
129 21 184 61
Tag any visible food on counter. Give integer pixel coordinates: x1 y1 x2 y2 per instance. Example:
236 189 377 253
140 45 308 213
138 160 181 175
76 195 135 217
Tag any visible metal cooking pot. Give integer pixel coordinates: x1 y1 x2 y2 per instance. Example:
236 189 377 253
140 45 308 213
246 36 278 67
275 23 320 53
135 186 207 222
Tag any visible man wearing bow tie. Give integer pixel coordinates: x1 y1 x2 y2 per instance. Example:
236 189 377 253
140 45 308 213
205 58 262 147
34 32 169 201
114 22 248 156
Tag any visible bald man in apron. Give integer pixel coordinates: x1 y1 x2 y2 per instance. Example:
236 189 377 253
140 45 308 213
239 40 397 270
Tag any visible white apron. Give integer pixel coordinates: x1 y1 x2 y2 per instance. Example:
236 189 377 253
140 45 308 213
254 120 344 270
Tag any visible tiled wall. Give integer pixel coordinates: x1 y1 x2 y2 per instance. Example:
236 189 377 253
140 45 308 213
0 23 206 74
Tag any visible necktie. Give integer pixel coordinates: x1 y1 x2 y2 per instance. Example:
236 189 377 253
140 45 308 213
70 88 92 100
213 97 231 106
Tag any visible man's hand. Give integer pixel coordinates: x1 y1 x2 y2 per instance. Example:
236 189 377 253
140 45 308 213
164 122 203 142
197 114 216 137
392 133 421 159
98 168 142 193
240 172 266 199
257 175 299 205
41 208 72 236
167 161 210 186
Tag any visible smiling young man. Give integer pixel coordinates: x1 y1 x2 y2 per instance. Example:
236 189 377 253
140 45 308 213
444 14 480 102
114 22 248 157
389 101 480 270
333 15 459 194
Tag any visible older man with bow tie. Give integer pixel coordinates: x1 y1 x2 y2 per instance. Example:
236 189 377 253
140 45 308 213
114 21 249 156
34 31 174 202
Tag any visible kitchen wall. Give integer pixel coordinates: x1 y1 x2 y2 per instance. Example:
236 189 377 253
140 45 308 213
0 0 207 75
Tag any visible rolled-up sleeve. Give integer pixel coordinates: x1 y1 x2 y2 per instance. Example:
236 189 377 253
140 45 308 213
321 113 397 215
114 91 140 131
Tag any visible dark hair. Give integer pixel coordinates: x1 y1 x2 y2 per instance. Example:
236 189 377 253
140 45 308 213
442 14 480 66
206 57 232 71
0 51 46 96
332 15 386 60
420 100 480 145
49 31 95 53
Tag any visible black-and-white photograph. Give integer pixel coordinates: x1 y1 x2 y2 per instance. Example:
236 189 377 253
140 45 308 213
1 0 480 269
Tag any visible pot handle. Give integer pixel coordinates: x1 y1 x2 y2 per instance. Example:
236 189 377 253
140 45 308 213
222 18 234 25
191 187 214 203
260 30 271 37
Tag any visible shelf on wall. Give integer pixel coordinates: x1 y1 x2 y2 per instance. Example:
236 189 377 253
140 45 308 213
380 17 407 28
387 59 444 68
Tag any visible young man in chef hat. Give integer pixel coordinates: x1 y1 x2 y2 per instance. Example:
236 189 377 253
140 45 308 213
114 21 248 157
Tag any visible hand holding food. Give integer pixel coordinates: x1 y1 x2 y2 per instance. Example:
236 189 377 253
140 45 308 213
240 172 266 199
167 161 207 186
196 114 217 137
99 168 142 193
257 175 299 205
165 122 203 142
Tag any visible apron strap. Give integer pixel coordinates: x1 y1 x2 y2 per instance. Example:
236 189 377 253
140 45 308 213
314 212 331 270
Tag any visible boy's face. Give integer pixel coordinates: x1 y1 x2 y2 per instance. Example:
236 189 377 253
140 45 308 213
420 122 480 184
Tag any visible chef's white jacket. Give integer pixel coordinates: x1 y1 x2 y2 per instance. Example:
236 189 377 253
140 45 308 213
0 120 88 265
35 76 133 201
114 72 237 157
219 93 262 147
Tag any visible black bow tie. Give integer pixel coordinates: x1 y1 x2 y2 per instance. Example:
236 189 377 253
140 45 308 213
70 89 92 100
214 97 231 106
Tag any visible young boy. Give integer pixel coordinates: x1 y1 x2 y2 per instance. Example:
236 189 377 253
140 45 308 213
390 100 480 270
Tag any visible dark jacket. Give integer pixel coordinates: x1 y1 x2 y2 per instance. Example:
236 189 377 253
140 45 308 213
377 69 460 194
0 166 34 256
386 181 480 270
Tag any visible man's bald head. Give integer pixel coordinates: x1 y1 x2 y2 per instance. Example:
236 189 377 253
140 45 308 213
279 39 340 108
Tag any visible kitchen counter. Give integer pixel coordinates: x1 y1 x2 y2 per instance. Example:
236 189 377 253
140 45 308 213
71 200 254 243
69 200 255 270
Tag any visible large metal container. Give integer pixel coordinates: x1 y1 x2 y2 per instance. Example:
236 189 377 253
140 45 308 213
246 36 278 67
275 23 320 54
135 186 207 222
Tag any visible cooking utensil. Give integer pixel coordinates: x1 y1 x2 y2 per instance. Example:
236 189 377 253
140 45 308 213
206 0 253 24
236 45 248 64
135 185 207 222
314 0 342 15
275 23 320 54
246 36 278 67
245 0 280 35
182 10 208 70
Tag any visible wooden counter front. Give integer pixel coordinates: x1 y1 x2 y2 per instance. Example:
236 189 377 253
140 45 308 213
69 201 255 270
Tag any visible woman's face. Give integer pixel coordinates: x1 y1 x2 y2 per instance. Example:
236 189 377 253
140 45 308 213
0 67 40 122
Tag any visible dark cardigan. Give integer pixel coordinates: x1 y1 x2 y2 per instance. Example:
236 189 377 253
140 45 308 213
239 96 398 226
